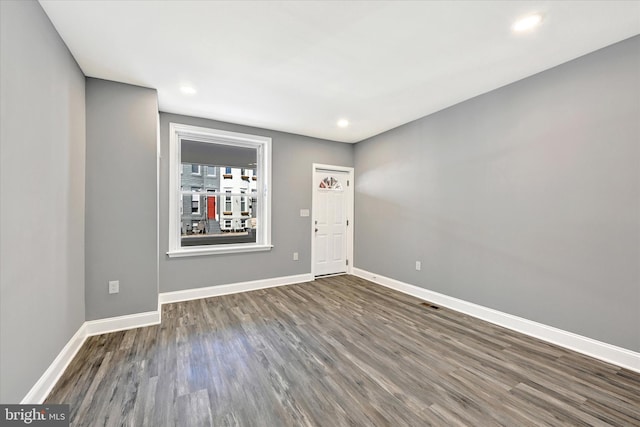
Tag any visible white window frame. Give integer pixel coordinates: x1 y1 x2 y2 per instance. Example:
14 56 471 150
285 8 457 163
191 164 201 175
206 166 217 177
168 123 272 257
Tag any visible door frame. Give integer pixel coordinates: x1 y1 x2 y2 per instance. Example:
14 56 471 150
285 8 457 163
311 163 354 277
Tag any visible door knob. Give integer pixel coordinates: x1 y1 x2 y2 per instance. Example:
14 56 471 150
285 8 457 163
315 228 318 232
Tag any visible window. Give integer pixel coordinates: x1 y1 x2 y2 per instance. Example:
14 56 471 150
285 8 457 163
319 176 343 190
224 190 232 212
191 187 201 214
169 123 272 257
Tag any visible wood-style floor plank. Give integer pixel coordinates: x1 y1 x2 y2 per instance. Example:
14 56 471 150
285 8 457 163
45 275 640 426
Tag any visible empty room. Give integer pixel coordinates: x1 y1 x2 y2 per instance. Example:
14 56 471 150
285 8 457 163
1 0 639 426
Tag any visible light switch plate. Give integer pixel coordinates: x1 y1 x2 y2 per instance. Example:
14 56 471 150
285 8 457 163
300 209 310 217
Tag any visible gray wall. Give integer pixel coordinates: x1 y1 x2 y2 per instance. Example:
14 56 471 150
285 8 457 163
0 0 86 402
85 79 158 320
160 113 353 292
354 36 640 352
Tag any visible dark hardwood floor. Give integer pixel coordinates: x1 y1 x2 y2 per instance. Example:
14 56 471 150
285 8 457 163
46 275 640 426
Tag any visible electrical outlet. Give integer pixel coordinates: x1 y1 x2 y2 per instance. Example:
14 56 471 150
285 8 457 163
108 280 119 294
293 252 299 261
415 261 421 271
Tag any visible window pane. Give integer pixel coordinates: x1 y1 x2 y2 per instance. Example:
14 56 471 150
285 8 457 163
319 176 343 190
179 160 257 247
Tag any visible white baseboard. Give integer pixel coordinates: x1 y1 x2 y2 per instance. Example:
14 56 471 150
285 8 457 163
84 310 161 336
21 323 88 404
21 310 160 404
22 273 313 404
353 268 640 373
22 268 638 405
159 273 314 304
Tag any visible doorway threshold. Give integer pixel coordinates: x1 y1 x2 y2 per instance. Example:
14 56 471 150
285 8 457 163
314 272 347 279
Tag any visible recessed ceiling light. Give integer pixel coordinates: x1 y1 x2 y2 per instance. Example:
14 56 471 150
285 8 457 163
512 13 543 33
337 119 349 128
180 85 197 95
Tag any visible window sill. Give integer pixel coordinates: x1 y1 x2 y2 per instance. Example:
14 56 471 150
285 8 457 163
167 244 273 258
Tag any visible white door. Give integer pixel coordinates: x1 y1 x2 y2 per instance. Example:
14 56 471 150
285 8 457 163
313 169 349 276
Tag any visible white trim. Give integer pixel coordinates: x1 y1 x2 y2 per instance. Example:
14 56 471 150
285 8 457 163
159 273 314 304
169 123 181 252
156 114 161 328
21 271 312 403
311 164 354 277
21 323 89 404
167 244 273 257
22 268 639 405
22 309 161 403
84 310 161 336
353 268 640 373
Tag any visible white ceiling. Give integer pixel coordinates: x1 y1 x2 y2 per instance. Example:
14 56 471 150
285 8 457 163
39 1 640 143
